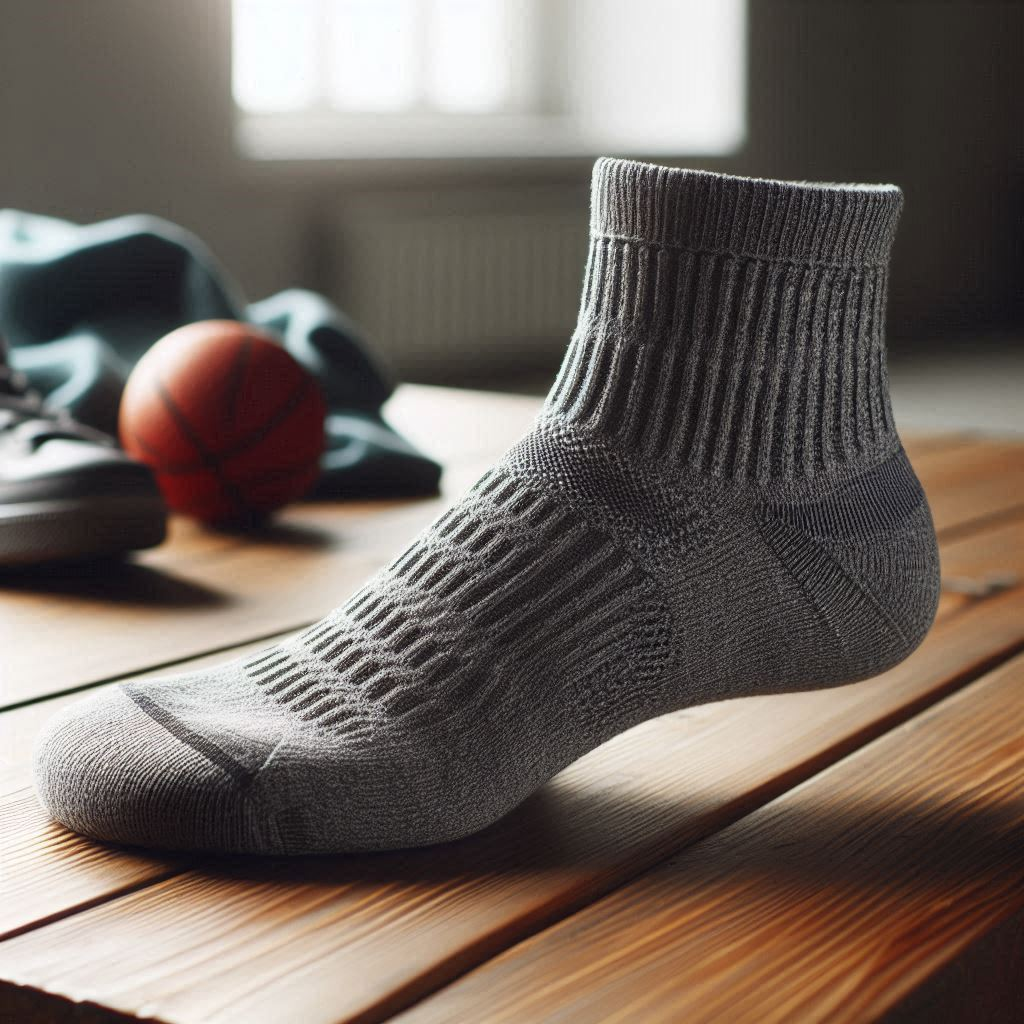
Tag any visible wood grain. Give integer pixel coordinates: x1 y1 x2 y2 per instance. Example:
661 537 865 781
0 792 183 946
881 901 1024 1024
396 652 1024 1024
2 586 1022 1024
938 513 1024 583
933 514 1024 618
912 439 1024 536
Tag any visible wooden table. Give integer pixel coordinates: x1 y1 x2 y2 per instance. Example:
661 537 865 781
2 384 1023 1024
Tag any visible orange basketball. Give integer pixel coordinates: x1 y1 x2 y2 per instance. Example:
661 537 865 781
119 320 326 524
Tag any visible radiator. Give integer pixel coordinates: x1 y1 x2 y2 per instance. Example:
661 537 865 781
331 187 589 381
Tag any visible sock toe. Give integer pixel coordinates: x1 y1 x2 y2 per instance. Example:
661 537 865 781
32 687 261 851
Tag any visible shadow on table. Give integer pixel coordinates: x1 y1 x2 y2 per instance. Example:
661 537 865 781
0 557 226 607
125 779 1024 899
213 519 338 550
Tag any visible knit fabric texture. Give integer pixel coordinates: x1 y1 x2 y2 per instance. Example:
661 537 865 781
33 159 940 855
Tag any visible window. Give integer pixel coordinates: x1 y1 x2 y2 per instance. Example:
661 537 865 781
233 0 747 159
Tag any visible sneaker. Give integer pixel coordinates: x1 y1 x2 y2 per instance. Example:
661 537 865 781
0 341 166 566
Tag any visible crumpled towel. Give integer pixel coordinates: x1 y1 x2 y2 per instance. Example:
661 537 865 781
0 210 441 498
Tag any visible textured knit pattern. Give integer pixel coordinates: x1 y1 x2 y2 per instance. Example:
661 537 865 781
552 159 901 481
34 160 940 854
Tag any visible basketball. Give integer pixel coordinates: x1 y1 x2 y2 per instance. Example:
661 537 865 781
119 320 326 524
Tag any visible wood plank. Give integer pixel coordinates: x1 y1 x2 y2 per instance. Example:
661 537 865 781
933 514 1024 618
0 792 182 947
900 432 976 459
397 652 1024 1024
385 384 542 465
0 509 384 711
2 586 1022 1024
0 636 294 942
881 902 1024 1024
912 439 1024 536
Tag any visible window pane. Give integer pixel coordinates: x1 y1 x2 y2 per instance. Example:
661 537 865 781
427 0 510 112
570 0 746 153
232 0 320 112
328 0 418 111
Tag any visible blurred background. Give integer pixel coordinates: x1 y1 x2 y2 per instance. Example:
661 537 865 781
1 0 1020 432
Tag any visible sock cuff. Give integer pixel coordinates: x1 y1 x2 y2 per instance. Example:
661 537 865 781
590 158 903 270
546 160 905 483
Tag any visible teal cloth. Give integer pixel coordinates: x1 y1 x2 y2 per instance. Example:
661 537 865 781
0 211 441 498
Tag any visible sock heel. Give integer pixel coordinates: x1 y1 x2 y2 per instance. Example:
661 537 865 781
758 449 941 685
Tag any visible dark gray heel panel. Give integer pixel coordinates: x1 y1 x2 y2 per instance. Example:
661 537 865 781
825 502 941 670
759 450 941 682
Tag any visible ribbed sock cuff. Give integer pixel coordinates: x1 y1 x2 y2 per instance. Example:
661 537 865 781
546 160 904 483
590 158 903 269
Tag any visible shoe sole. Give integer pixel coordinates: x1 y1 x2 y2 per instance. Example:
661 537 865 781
0 495 167 566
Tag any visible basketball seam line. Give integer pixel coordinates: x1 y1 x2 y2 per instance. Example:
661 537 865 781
156 379 251 518
222 336 254 430
128 427 202 474
153 374 319 518
134 388 320 476
218 375 319 462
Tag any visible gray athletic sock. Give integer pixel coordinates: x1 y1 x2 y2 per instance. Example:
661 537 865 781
34 159 940 855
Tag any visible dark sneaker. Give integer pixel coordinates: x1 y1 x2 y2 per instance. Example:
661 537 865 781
0 347 166 566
